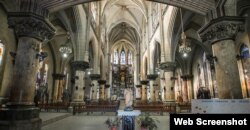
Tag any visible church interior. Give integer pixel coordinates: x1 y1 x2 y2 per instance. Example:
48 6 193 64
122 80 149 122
0 0 250 130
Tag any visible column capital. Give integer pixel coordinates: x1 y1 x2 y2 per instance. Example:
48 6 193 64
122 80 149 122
147 74 158 80
8 12 56 41
159 61 176 71
181 75 193 81
105 84 110 88
140 80 149 85
153 84 158 87
199 16 245 44
53 73 65 80
170 77 177 80
89 74 101 80
136 85 142 88
98 80 106 85
71 61 89 71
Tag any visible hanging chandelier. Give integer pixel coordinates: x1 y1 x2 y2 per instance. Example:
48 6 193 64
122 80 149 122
178 8 191 57
59 35 72 58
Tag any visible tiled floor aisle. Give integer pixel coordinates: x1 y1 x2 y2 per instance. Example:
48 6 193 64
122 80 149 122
42 115 169 130
42 101 170 130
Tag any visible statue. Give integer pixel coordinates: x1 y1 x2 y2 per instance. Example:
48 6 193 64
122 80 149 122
124 87 133 111
197 87 211 99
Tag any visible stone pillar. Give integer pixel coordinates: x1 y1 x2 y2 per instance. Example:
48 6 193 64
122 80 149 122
70 61 89 105
105 84 110 100
147 74 158 102
160 62 176 102
140 80 149 101
0 12 55 130
199 17 245 99
52 74 65 102
90 74 100 102
98 80 106 100
135 85 142 99
181 75 193 102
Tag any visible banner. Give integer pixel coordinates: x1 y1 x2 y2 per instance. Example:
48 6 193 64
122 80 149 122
170 114 250 130
191 99 250 113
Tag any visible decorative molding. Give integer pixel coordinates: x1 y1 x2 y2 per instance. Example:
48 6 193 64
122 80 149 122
136 85 142 88
198 16 245 44
98 80 106 85
147 74 158 80
71 61 89 71
8 12 55 41
170 77 177 80
89 74 101 80
181 75 193 81
159 61 176 71
140 80 149 85
105 84 110 88
53 73 65 80
153 84 158 86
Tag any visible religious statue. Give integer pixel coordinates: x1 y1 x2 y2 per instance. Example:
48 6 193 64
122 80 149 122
197 87 211 99
124 87 133 111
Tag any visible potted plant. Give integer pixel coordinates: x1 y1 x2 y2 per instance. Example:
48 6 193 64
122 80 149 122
105 117 121 130
137 113 160 130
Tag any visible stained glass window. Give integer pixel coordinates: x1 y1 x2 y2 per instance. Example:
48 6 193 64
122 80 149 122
114 50 118 64
128 51 132 64
121 50 126 64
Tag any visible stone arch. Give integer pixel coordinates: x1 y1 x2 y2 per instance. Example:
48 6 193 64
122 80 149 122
42 0 214 16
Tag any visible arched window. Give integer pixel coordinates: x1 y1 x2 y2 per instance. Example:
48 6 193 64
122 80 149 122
114 50 118 64
128 51 132 64
120 50 126 65
241 44 249 59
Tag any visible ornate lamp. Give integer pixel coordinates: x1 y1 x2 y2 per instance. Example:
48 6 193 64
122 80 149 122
59 35 72 58
178 8 191 57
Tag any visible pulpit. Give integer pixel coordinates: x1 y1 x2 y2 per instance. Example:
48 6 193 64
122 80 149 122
117 110 141 130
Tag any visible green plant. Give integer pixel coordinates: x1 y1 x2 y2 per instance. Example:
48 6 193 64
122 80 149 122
105 117 121 128
137 113 160 130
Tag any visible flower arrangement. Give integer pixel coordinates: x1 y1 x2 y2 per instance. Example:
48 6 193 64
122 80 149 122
105 117 121 129
137 113 160 130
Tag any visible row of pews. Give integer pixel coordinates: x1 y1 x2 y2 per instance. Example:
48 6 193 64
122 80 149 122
72 101 120 115
37 100 191 114
38 102 70 112
133 101 177 114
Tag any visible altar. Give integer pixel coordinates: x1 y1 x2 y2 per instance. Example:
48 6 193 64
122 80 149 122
117 110 141 130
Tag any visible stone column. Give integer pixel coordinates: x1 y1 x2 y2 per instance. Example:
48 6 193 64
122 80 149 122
160 62 176 102
98 80 106 100
52 74 65 102
181 75 193 102
104 84 110 100
147 74 158 102
135 85 142 100
199 17 245 99
90 74 100 102
0 12 55 130
140 80 149 101
71 61 89 105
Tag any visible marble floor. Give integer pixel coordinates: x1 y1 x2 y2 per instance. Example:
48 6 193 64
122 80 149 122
41 100 170 130
41 114 170 130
